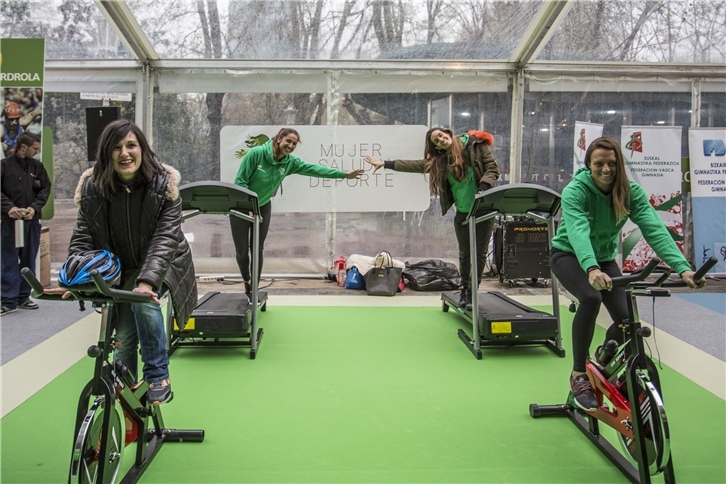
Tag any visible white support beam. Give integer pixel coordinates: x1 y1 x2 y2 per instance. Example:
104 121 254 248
94 0 158 62
509 71 525 184
44 59 725 81
510 0 574 68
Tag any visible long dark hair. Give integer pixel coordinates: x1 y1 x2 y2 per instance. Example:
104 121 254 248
272 128 301 159
423 127 466 195
93 119 163 198
584 136 630 221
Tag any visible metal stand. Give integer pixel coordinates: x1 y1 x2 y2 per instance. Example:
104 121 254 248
444 183 565 359
172 181 267 358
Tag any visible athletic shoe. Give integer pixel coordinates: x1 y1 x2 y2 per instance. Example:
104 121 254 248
17 300 39 310
570 374 599 412
1 305 16 316
465 289 474 311
458 288 471 308
244 282 252 300
147 379 173 405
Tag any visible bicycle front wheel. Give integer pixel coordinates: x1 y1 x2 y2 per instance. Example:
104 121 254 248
618 370 671 475
69 397 125 484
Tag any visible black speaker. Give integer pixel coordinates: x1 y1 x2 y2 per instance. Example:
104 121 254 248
86 107 120 161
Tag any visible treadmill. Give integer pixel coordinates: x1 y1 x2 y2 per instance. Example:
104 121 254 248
441 183 566 359
169 181 267 359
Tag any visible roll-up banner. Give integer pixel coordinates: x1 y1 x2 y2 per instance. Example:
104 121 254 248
1 38 51 218
220 125 431 213
620 126 684 272
573 121 603 172
689 127 726 275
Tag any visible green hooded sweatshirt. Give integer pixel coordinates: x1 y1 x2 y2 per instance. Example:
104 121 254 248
234 140 347 206
551 167 690 275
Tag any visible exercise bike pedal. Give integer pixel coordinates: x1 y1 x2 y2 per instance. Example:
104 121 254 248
149 391 174 406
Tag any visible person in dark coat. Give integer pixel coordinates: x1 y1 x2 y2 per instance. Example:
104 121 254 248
365 127 501 308
1 132 51 315
67 119 196 405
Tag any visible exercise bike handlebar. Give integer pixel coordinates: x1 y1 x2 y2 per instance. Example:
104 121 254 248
20 267 153 304
90 269 154 304
608 256 717 289
659 256 717 288
610 257 661 287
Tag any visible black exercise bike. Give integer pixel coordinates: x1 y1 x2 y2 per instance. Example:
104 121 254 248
529 256 717 484
22 268 204 484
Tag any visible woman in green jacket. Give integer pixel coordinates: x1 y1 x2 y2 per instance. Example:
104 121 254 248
365 127 500 308
231 128 363 297
550 136 702 412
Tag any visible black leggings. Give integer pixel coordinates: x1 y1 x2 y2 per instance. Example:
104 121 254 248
229 202 272 282
550 248 629 372
453 211 494 289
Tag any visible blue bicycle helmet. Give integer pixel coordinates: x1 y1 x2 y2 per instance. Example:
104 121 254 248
59 250 122 289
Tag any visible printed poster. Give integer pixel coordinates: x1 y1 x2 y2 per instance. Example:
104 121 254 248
220 125 431 213
689 127 726 275
620 126 684 272
1 38 52 218
573 121 603 172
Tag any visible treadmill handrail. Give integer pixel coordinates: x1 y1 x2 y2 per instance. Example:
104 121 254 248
468 183 562 221
179 181 261 218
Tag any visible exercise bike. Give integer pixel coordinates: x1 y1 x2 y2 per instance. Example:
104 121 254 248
22 267 205 484
529 256 716 484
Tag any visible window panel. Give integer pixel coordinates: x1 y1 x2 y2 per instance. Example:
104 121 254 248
521 89 693 192
1 0 131 59
541 0 726 63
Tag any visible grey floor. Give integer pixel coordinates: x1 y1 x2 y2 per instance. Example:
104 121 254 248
0 299 92 364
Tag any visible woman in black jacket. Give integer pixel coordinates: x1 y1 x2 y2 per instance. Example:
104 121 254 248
68 119 196 405
365 127 500 308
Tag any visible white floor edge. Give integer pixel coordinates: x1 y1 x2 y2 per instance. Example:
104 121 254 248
2 295 723 419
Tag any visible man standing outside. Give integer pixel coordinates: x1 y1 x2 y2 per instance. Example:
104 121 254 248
1 132 51 315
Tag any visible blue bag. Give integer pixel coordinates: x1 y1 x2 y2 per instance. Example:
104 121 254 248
344 267 366 290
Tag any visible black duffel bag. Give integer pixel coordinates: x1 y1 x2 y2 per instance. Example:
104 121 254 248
403 259 461 291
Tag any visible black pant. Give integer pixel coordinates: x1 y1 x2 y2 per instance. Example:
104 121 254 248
453 211 493 289
229 202 272 282
550 248 629 372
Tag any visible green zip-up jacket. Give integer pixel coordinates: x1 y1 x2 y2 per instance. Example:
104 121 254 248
551 167 690 274
383 132 500 216
234 140 347 206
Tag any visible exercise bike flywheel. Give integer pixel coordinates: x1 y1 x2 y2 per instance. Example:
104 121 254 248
617 370 671 476
70 396 125 484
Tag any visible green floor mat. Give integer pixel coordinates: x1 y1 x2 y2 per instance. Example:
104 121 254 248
2 306 724 483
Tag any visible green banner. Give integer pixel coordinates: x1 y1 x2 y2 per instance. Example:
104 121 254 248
2 38 45 159
0 38 45 87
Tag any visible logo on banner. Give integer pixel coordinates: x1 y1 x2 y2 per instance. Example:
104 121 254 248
234 133 271 159
703 139 726 156
577 129 587 151
625 132 643 155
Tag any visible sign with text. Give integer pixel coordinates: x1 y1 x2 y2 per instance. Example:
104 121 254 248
689 127 726 275
1 38 45 159
620 126 684 271
220 125 431 213
573 121 603 171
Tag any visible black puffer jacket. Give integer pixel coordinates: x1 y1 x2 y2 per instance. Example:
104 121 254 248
70 164 197 329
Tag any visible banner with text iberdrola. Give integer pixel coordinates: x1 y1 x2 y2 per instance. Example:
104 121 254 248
573 121 603 172
1 38 45 159
689 127 726 275
620 126 684 272
220 125 431 213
